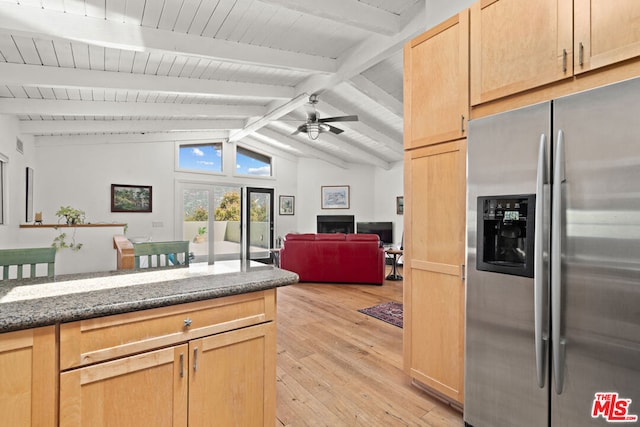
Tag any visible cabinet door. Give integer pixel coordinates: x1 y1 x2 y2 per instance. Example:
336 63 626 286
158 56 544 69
471 0 573 105
404 10 469 149
0 326 56 427
188 323 275 427
574 0 640 74
403 140 466 405
60 345 188 427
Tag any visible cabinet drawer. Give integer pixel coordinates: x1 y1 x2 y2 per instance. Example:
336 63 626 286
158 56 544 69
60 289 275 370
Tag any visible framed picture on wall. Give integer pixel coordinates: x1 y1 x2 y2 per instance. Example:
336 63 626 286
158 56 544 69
321 185 350 209
279 195 295 215
111 184 153 213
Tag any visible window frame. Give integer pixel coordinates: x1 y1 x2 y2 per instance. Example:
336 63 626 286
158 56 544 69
175 141 224 175
234 144 273 179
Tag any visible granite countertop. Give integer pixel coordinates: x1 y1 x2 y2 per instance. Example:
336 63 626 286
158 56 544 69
0 261 298 333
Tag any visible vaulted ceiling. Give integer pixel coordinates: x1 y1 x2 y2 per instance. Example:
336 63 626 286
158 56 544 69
0 0 427 170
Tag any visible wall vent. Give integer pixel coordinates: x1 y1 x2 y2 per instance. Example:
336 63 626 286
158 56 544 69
16 138 24 154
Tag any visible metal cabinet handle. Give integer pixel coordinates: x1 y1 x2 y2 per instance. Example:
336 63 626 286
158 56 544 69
179 353 184 378
578 42 584 66
552 130 567 394
184 318 192 328
534 134 549 388
461 115 465 133
193 347 199 372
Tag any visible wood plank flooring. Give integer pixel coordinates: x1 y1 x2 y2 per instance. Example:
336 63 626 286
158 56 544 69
275 266 465 426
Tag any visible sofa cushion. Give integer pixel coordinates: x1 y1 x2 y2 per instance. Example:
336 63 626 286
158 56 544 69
346 234 379 242
284 233 316 241
315 233 346 241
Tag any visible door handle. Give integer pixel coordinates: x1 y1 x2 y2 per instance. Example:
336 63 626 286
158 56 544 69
534 134 549 388
552 130 567 394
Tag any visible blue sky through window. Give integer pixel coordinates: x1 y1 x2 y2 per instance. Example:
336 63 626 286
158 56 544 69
179 144 222 172
236 148 271 176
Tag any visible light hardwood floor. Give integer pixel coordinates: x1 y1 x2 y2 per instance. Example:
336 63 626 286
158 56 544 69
275 266 465 426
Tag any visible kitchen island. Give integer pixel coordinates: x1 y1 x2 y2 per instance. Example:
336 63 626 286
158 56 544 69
0 261 298 427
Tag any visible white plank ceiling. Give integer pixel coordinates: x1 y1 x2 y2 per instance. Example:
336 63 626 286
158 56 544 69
0 0 427 169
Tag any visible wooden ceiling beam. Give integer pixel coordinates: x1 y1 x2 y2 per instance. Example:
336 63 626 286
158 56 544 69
0 63 294 100
0 99 266 117
0 2 336 73
255 0 401 35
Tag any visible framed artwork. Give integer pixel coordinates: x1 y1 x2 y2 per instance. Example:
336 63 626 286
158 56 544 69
321 185 350 209
25 167 34 222
111 184 152 213
396 196 404 215
279 195 295 215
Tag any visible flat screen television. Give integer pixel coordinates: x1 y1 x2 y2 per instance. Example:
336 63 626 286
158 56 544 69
356 221 393 246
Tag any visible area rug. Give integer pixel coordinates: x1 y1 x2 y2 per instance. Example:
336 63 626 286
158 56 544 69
358 301 403 328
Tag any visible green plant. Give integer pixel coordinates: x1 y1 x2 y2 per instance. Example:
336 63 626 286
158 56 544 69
55 205 85 225
197 226 207 235
52 232 83 252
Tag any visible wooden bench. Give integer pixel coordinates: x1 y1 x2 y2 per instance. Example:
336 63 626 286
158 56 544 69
0 247 56 280
113 235 190 270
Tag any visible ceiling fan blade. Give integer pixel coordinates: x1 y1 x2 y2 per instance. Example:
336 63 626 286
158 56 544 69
327 124 344 134
291 124 306 135
318 115 358 123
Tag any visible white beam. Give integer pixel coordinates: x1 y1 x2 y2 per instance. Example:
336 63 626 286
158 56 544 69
228 93 310 142
0 2 336 73
0 99 266 117
0 63 294 100
295 6 426 95
34 131 231 147
255 127 348 169
348 75 403 117
256 0 400 35
20 119 244 135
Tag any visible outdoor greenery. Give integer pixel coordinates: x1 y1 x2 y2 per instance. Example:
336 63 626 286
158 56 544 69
185 206 208 221
215 192 241 221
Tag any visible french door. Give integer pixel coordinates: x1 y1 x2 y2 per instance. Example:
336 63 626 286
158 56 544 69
177 182 273 264
245 187 274 264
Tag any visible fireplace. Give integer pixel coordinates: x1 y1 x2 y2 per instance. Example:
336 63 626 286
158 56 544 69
317 215 355 234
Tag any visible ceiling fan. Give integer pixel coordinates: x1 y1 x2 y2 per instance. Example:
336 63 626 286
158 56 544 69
292 95 358 140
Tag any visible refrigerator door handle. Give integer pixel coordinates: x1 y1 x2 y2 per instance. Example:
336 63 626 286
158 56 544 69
534 134 549 388
552 130 567 394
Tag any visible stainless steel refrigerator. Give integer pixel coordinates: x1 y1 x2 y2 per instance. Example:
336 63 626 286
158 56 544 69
464 77 640 427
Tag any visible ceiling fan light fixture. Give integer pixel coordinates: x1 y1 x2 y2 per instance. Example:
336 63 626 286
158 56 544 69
306 122 330 140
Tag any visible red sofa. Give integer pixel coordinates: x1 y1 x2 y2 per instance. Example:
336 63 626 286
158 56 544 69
280 233 385 285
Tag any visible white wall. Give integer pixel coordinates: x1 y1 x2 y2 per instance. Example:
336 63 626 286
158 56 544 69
0 115 36 247
292 158 403 247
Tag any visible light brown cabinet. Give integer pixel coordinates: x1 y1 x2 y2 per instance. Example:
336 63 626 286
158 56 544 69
404 10 469 149
471 0 640 106
403 140 467 406
470 0 573 105
574 0 640 74
59 290 276 427
0 326 57 427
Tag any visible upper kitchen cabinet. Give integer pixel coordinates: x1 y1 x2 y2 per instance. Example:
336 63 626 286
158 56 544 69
470 0 573 105
574 0 640 74
404 10 469 149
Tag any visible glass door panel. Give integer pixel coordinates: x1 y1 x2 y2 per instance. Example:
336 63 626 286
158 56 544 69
246 188 274 264
212 186 242 261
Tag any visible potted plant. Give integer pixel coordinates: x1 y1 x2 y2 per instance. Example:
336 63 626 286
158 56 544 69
52 205 85 251
55 205 85 225
193 226 207 243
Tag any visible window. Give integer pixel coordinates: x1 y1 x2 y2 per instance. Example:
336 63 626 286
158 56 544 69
0 153 7 225
236 146 272 177
177 142 222 173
